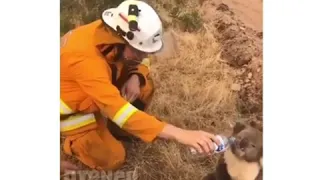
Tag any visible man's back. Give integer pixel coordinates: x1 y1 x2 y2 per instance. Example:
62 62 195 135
60 19 127 115
60 20 101 55
60 20 105 114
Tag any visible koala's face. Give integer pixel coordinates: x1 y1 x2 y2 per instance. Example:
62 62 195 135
230 122 263 162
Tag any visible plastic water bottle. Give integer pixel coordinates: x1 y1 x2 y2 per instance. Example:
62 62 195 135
190 135 236 154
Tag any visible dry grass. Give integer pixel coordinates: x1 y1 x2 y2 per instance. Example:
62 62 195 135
60 0 260 179
121 29 241 180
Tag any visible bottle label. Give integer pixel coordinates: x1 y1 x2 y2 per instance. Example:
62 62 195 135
216 144 226 152
190 135 229 154
215 135 227 153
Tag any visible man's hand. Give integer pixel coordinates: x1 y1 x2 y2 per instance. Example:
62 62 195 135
121 74 141 102
60 160 79 175
158 124 221 155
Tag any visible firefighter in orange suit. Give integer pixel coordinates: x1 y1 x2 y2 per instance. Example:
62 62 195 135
60 0 221 171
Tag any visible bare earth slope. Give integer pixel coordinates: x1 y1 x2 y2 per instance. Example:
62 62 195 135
209 0 262 31
202 0 263 117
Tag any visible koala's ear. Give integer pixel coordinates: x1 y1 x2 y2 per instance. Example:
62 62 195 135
233 121 246 135
257 147 263 165
259 147 263 157
249 121 263 132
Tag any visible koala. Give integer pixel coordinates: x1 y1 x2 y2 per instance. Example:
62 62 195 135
203 121 263 180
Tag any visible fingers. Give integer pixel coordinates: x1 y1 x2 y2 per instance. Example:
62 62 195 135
197 132 216 154
192 143 203 154
122 88 137 102
63 162 79 171
194 131 221 155
133 93 139 102
121 85 127 98
61 161 79 174
127 93 136 102
64 170 77 176
198 139 211 154
126 92 137 102
203 135 215 153
203 131 221 145
126 89 140 103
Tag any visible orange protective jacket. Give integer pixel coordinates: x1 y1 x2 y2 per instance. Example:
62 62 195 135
60 20 166 142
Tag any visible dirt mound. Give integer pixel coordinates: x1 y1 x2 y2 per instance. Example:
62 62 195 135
202 2 262 68
203 0 263 31
201 0 263 117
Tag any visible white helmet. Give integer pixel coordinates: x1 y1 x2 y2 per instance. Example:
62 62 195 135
102 0 163 53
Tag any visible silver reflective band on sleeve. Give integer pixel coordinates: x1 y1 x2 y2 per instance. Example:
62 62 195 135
113 103 138 128
60 113 96 132
60 99 73 115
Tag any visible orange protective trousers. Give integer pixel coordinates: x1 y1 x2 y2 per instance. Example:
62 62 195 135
63 64 154 170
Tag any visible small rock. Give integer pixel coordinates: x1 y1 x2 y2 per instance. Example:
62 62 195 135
240 26 246 30
257 32 263 39
245 79 250 83
231 83 241 91
257 68 261 73
216 3 229 12
248 72 253 79
236 70 245 75
243 83 250 88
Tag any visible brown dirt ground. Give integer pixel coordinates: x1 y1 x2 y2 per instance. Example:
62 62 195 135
201 0 263 117
61 0 263 179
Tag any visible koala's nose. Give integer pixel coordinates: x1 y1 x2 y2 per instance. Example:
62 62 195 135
239 138 249 149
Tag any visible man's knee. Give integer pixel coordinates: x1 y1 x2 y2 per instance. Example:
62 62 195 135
64 130 126 171
94 142 126 171
99 144 126 170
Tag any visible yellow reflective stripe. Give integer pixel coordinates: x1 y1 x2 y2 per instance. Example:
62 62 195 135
113 103 138 128
128 15 137 22
60 113 96 132
60 99 73 115
141 58 150 69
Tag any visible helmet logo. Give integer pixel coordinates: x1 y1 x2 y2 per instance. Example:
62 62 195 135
152 38 158 43
152 33 160 43
104 11 113 17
